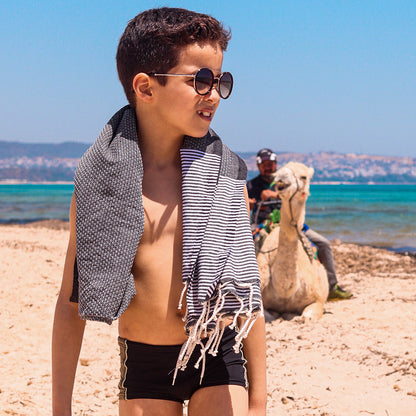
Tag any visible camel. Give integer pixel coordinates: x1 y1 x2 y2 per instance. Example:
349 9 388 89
257 162 329 320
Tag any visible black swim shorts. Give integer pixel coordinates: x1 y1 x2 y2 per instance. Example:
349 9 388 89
118 327 247 403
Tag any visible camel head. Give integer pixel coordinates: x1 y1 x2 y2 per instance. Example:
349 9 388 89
272 162 314 202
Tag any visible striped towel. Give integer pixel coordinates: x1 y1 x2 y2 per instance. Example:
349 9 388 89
74 105 262 380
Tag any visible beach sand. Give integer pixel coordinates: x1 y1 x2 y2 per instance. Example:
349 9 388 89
1 222 415 415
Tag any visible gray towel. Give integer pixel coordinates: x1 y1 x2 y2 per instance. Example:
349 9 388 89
74 105 262 379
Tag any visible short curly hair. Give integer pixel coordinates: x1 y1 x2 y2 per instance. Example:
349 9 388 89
116 7 231 107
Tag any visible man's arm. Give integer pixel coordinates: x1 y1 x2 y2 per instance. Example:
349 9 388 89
242 186 267 415
260 189 278 201
52 194 86 416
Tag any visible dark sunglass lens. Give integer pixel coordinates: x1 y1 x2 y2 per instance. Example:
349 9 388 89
219 72 233 99
195 68 213 95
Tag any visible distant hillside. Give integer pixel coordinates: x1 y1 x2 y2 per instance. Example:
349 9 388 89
240 151 416 183
0 140 90 159
0 140 89 182
0 141 415 183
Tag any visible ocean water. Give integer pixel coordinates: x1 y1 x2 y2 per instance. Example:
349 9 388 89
0 184 73 224
1 183 415 253
306 184 416 253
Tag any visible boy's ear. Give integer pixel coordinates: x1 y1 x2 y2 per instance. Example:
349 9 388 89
132 73 153 103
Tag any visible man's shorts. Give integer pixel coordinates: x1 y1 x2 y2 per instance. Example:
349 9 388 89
118 327 247 403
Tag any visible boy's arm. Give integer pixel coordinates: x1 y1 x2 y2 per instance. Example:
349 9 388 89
52 194 86 416
242 315 267 415
242 186 267 415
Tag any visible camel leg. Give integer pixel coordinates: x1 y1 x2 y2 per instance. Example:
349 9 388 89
301 301 324 320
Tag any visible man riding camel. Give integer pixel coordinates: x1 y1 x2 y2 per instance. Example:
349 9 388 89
247 148 352 301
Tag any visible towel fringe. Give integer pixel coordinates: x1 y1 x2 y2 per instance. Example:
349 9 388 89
178 281 188 311
172 284 260 385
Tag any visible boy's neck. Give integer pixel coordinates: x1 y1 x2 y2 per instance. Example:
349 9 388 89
135 108 184 168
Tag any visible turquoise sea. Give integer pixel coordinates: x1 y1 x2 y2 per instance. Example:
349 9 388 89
1 183 415 253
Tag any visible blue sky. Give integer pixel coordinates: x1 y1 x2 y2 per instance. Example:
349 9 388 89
1 0 415 157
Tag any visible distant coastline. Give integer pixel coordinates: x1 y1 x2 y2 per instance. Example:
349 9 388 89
1 141 416 184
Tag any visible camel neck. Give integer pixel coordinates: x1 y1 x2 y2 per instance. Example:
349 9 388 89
279 200 304 240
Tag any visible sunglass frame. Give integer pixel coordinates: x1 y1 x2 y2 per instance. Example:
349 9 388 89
149 67 233 99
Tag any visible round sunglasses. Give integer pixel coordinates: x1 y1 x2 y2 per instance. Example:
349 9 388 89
149 67 233 99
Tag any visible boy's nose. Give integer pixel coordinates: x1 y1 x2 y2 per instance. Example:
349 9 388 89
203 86 221 103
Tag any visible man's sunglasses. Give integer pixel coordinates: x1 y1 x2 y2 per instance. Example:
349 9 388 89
148 67 233 99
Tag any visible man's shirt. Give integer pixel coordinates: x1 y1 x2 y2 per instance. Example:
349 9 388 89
247 174 281 225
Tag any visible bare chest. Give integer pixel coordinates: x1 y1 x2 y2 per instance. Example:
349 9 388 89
118 173 186 342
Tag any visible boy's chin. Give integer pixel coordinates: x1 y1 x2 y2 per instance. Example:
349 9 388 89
186 126 211 139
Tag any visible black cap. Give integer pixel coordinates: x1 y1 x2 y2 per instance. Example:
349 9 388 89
256 148 277 164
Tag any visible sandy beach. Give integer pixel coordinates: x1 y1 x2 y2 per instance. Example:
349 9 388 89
1 221 415 415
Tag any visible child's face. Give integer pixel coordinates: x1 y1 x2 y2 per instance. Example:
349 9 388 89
151 42 224 139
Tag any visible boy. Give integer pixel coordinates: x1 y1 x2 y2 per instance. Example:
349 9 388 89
52 7 266 416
